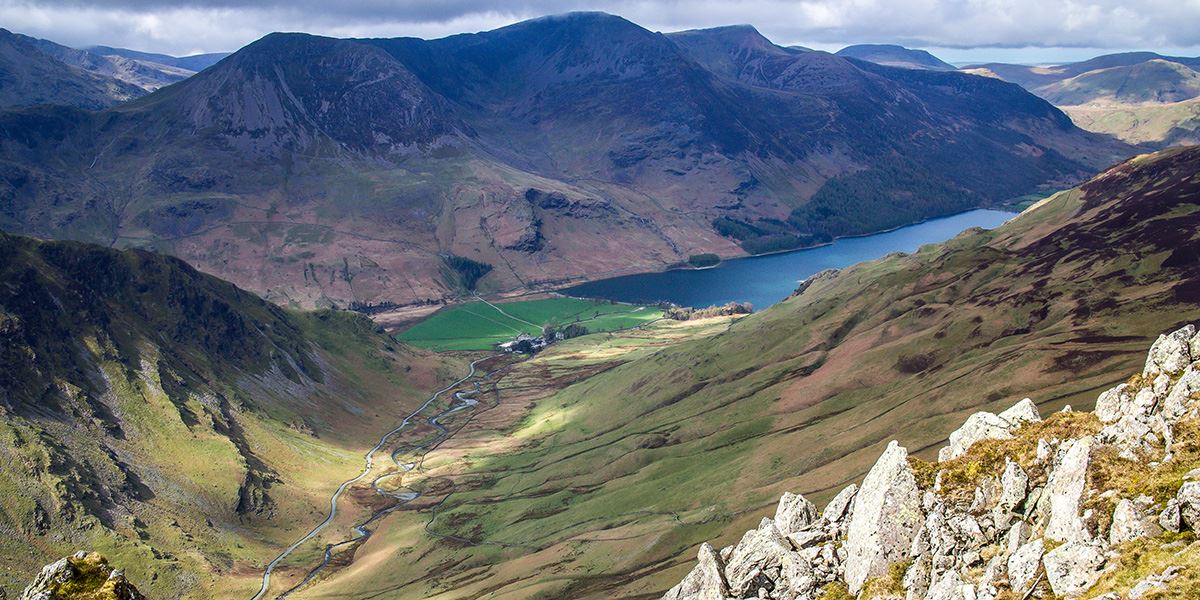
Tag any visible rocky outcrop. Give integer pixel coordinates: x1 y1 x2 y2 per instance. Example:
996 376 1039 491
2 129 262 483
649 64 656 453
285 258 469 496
20 551 145 600
660 324 1200 600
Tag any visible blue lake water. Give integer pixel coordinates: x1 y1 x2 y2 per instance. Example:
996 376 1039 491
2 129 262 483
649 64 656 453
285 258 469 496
564 209 1018 309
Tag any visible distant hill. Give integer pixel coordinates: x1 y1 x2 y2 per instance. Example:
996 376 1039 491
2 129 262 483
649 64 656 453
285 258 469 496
0 28 145 109
963 51 1200 144
17 33 195 92
0 12 1130 309
87 45 230 72
836 43 956 70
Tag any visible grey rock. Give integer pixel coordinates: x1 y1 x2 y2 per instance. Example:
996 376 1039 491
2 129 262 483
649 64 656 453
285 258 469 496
1095 383 1136 423
843 441 923 594
775 491 820 536
1128 565 1182 599
1162 365 1200 420
822 484 857 528
993 460 1028 529
1159 498 1184 533
1007 537 1044 593
925 569 972 600
939 399 1040 462
1042 541 1106 597
1042 437 1093 542
723 522 794 597
1177 480 1200 530
1110 496 1163 545
661 543 729 600
1144 325 1195 377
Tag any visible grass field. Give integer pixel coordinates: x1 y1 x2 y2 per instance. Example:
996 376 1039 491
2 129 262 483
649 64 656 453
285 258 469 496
394 297 663 351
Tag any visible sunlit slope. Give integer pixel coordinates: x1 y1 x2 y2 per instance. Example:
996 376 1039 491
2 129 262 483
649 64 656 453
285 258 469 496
299 146 1200 599
0 233 464 598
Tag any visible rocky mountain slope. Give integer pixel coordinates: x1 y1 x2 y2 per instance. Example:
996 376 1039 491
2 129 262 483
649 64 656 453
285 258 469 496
18 551 144 600
281 148 1198 599
0 232 461 597
835 44 956 71
662 324 1200 599
0 29 146 110
0 13 1131 308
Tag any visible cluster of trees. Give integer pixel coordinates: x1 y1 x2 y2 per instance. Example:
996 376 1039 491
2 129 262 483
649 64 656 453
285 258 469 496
661 301 753 321
542 323 589 340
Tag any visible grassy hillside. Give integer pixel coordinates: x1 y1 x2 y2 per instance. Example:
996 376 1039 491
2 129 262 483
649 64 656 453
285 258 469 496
290 146 1200 599
0 233 465 598
1064 98 1200 145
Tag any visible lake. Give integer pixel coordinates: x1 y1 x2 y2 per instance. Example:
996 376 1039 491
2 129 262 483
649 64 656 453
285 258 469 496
564 209 1017 309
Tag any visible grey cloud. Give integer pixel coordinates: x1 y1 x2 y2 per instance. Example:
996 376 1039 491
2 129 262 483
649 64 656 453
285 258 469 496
3 0 1199 57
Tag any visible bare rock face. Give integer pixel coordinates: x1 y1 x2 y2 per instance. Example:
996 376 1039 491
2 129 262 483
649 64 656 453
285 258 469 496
843 441 923 594
774 492 819 536
1006 537 1044 593
661 543 729 600
1041 437 1093 542
19 551 145 600
1110 496 1163 545
1144 324 1195 377
938 398 1041 461
1042 541 1106 597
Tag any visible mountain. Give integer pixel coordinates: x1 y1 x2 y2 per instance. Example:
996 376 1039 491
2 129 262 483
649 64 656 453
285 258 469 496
0 13 1131 309
0 231 461 597
17 33 195 92
0 28 145 109
836 43 956 70
281 146 1200 598
86 45 230 72
963 52 1200 145
1034 58 1200 105
662 323 1200 599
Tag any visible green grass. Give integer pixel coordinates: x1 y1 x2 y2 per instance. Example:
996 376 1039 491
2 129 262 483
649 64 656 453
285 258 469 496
395 297 663 351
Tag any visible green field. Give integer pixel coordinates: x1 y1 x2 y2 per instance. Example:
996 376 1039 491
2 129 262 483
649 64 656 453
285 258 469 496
395 297 663 351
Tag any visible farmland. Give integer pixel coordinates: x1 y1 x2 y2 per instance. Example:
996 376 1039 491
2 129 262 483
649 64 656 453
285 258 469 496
395 296 663 351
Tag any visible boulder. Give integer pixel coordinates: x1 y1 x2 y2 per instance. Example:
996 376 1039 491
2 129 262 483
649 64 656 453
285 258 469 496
1144 325 1195 377
1110 496 1163 545
993 459 1028 529
1007 538 1044 593
925 569 973 600
822 484 857 527
661 543 729 600
1159 498 1184 533
843 442 923 594
1095 383 1136 423
1128 565 1182 599
1042 541 1106 597
1161 365 1200 420
939 399 1040 461
722 521 795 597
774 492 819 536
1041 437 1093 542
1176 480 1200 530
19 552 145 600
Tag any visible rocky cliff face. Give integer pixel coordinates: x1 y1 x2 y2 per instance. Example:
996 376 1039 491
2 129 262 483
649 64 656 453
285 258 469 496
662 324 1200 599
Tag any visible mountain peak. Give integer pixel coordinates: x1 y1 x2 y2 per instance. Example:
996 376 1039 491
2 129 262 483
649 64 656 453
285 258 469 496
836 43 955 70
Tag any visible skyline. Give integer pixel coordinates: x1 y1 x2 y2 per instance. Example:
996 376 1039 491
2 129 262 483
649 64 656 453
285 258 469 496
2 1 1199 65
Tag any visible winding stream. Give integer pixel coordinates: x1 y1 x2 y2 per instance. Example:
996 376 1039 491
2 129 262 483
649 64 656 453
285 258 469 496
251 356 494 600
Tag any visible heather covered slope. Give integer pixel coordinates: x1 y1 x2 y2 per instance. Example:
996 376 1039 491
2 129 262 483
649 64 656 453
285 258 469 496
288 150 1199 598
0 233 464 598
0 13 1130 308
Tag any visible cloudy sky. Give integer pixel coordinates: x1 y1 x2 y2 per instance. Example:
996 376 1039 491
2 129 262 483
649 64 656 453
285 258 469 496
3 0 1199 64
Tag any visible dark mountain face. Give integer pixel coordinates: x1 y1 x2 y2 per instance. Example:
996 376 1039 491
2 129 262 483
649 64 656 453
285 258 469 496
0 13 1133 308
835 43 956 71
